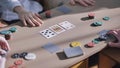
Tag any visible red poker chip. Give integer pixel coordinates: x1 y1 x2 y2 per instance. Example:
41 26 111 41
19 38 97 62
87 42 95 47
14 60 23 65
8 65 18 68
88 13 95 16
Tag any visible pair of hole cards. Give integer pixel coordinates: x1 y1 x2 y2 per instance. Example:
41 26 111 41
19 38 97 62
40 21 75 39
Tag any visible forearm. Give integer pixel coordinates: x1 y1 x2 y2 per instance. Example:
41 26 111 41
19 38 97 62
0 0 22 11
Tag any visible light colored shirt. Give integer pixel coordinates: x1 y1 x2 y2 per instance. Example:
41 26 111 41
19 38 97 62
0 0 43 21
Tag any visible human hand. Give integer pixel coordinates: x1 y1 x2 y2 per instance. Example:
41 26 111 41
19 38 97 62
0 56 6 68
70 0 95 6
14 6 44 27
0 36 10 51
107 29 120 48
0 36 9 68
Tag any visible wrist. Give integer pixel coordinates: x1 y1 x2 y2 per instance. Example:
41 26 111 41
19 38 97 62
14 6 27 14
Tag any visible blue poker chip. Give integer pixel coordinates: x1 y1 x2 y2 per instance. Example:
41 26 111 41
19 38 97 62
0 30 11 35
9 27 17 33
103 17 110 21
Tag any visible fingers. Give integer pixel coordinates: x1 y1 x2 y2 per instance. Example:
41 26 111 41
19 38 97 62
70 0 95 6
108 42 120 48
0 37 10 51
70 0 76 5
19 12 44 27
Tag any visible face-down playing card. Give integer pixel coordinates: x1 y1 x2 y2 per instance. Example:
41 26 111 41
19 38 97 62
49 24 66 34
58 21 75 30
42 43 60 53
40 29 57 39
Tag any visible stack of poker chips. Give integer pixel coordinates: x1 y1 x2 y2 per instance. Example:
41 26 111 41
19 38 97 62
0 27 17 40
45 10 51 18
88 13 95 19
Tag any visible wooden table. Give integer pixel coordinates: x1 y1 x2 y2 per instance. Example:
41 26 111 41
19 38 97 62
99 48 120 68
1 0 119 68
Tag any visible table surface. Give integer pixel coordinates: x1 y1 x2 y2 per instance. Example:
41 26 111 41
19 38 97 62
2 0 120 68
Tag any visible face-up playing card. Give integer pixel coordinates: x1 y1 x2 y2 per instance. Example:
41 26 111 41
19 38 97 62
40 29 57 39
58 21 75 30
49 24 65 34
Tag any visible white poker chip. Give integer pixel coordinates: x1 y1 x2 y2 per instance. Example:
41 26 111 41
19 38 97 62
24 53 36 60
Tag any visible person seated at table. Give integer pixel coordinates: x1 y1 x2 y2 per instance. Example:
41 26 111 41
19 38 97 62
0 36 10 68
0 0 95 27
107 29 120 48
44 0 95 9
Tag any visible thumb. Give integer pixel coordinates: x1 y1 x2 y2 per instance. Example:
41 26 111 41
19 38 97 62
108 42 120 48
70 0 76 5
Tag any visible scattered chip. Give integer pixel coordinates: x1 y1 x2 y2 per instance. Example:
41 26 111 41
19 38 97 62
0 30 11 35
103 16 110 21
92 38 100 44
24 53 36 60
92 21 103 26
8 65 18 68
88 13 95 19
14 60 23 65
86 42 95 47
11 53 20 59
5 34 12 40
45 10 51 18
20 52 28 58
9 27 17 33
70 41 81 47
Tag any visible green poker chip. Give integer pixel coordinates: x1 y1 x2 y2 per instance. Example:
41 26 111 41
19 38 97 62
0 30 11 35
103 17 110 21
9 27 17 33
93 22 103 26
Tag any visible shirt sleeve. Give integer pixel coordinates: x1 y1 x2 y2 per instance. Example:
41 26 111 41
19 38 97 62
0 0 22 11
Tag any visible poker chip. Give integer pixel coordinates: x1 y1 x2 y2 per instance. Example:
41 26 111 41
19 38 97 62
5 34 12 40
86 42 95 47
92 39 100 44
24 53 36 60
103 17 110 21
45 10 51 18
20 52 28 58
0 30 11 35
70 41 81 47
88 13 95 19
9 27 17 33
8 65 18 68
92 22 103 26
11 53 20 59
14 60 23 65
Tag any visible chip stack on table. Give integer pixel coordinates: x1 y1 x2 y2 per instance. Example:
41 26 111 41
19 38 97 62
103 16 110 21
70 41 81 47
45 10 51 18
88 13 95 19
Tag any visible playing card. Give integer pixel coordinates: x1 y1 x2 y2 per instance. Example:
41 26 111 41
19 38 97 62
49 24 65 34
57 6 71 14
58 21 75 30
40 29 57 39
64 46 83 58
42 43 60 53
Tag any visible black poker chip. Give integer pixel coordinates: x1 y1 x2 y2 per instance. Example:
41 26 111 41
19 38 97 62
20 52 28 58
11 53 20 59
